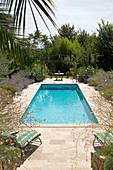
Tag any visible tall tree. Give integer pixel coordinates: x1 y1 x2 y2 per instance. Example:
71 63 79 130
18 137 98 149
58 23 77 42
77 29 89 50
96 20 113 70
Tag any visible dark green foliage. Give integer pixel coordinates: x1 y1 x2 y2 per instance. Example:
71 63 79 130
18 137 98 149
66 71 70 76
96 20 113 71
86 66 95 75
94 143 113 157
77 29 89 49
70 65 77 78
32 63 48 82
0 54 14 77
94 143 113 170
104 156 113 170
0 84 17 95
58 23 77 42
0 144 21 165
50 72 53 76
78 66 86 82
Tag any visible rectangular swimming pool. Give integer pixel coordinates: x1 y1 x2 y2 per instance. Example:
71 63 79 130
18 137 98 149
20 84 98 124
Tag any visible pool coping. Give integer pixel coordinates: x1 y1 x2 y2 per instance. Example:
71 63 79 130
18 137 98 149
20 123 99 128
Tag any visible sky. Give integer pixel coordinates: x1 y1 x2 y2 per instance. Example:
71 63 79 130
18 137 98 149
25 0 113 36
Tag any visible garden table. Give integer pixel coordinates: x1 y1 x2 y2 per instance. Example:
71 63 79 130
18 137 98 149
54 73 64 81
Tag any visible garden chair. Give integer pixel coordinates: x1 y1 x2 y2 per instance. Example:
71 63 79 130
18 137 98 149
1 129 42 158
93 132 113 146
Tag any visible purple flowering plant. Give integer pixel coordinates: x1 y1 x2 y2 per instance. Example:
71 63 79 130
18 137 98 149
0 72 34 94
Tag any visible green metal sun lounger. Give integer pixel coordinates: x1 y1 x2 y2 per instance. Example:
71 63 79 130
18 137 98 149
1 130 42 160
1 130 41 148
15 131 41 148
1 129 19 136
93 132 113 146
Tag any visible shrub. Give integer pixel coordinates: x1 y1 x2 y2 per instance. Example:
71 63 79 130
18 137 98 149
88 70 113 103
70 65 77 78
32 64 48 82
104 156 113 170
102 86 113 100
0 144 21 164
0 53 13 78
86 66 95 75
94 143 113 170
50 72 53 76
0 72 34 93
78 66 86 82
0 84 17 95
88 77 100 87
66 71 70 76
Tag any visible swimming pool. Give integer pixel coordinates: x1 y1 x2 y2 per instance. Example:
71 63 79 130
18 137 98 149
20 84 98 124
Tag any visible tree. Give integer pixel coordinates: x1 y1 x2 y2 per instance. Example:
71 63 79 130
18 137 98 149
24 30 51 68
77 29 89 50
96 20 113 71
77 29 98 68
0 0 56 68
58 23 77 42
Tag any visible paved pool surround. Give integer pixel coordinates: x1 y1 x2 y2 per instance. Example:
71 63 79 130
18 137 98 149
15 78 111 170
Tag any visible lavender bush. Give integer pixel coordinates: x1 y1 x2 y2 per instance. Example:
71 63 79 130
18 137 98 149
0 72 34 94
88 70 113 102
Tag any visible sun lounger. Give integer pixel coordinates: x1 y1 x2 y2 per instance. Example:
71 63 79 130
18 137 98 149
1 129 19 136
1 129 42 159
1 130 41 148
93 132 113 146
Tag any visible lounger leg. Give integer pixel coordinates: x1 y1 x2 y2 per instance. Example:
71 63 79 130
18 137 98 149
93 137 96 147
21 149 26 161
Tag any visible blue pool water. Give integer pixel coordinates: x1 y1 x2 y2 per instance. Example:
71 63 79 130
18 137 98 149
20 84 98 124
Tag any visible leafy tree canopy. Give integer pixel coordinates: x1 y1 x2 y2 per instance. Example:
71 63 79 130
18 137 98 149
97 19 113 70
58 23 77 42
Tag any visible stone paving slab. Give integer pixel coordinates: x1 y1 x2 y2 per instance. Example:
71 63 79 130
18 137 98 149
17 127 94 170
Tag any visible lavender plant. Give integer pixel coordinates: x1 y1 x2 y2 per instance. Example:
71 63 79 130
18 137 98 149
88 70 113 103
0 72 34 94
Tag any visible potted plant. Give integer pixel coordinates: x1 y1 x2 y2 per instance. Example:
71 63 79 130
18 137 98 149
50 72 53 78
66 71 70 78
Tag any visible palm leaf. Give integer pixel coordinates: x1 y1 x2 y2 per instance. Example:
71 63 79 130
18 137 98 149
0 4 26 67
0 0 56 69
5 0 56 34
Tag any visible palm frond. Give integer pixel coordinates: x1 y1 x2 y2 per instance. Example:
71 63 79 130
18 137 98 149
5 0 56 34
0 3 25 68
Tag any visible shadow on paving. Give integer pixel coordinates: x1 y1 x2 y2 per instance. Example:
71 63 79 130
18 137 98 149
21 139 42 164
